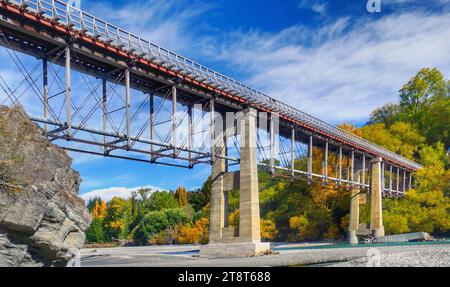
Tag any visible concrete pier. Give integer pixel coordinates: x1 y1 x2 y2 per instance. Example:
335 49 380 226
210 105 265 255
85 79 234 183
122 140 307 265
348 174 360 244
370 157 385 238
200 108 270 257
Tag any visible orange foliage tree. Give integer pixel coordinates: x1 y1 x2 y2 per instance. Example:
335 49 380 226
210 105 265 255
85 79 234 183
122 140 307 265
92 199 107 219
177 217 209 245
175 186 188 207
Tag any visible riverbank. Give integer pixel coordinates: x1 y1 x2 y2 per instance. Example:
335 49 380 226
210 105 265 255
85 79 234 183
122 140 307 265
80 241 450 267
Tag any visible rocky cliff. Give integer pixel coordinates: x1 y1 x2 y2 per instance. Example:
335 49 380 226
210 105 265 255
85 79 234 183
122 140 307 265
0 106 91 266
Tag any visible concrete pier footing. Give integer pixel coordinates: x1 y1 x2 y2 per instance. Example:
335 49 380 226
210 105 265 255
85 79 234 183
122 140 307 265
200 242 271 258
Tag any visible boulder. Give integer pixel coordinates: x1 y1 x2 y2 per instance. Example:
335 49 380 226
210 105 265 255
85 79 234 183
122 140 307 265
0 106 91 266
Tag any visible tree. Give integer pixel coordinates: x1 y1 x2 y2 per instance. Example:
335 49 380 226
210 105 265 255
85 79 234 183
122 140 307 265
104 197 131 240
418 95 450 149
337 123 363 137
148 191 178 211
177 217 209 245
86 196 102 212
368 103 400 127
133 223 151 246
91 199 107 219
86 217 105 243
261 219 278 241
142 211 170 235
399 68 447 117
359 122 424 160
374 137 450 236
175 186 188 207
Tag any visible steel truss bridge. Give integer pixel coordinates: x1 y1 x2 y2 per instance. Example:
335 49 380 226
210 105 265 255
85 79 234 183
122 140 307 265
0 0 422 196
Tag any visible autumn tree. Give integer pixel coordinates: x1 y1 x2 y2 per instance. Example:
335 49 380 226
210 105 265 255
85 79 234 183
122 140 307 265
85 197 107 243
177 217 209 245
104 197 131 240
92 199 107 219
261 219 278 241
175 186 188 207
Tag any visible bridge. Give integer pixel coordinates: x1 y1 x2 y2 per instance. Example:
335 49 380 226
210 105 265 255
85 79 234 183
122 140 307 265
0 0 422 256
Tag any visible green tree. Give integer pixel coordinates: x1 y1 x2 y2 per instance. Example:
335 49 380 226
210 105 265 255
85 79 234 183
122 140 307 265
86 217 105 243
187 178 212 211
129 188 154 231
418 95 450 148
133 223 151 246
142 211 170 235
368 103 400 127
148 191 178 211
399 68 447 117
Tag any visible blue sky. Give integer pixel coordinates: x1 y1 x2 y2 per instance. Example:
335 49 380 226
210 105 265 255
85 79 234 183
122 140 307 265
2 0 449 202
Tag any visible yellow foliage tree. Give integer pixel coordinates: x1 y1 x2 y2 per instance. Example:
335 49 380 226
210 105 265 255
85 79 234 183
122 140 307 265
92 199 107 219
228 209 240 227
177 217 209 245
338 123 363 137
260 219 278 241
175 186 188 207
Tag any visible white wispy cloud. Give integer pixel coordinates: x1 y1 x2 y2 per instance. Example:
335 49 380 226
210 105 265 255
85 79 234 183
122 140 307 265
297 0 327 14
201 11 450 124
80 185 164 203
84 0 213 54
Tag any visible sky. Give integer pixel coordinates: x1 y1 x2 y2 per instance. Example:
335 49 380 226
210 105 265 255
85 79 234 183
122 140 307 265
1 0 450 202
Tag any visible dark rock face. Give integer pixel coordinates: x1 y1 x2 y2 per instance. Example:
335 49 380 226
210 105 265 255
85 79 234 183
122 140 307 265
0 106 91 266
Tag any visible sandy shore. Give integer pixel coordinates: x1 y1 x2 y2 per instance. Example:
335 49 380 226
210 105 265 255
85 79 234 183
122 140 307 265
80 242 450 267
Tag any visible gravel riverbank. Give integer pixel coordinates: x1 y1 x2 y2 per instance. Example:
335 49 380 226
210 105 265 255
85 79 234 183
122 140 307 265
81 242 450 267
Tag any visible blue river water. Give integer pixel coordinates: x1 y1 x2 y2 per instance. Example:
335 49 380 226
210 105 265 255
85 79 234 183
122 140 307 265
273 239 450 251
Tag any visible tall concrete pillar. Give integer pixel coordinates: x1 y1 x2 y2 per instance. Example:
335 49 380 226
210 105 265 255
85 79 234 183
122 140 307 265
370 157 385 238
348 173 360 244
200 108 270 257
208 111 226 243
239 108 261 242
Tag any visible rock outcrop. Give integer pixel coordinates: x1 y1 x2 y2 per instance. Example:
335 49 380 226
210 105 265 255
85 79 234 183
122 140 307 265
0 106 91 266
